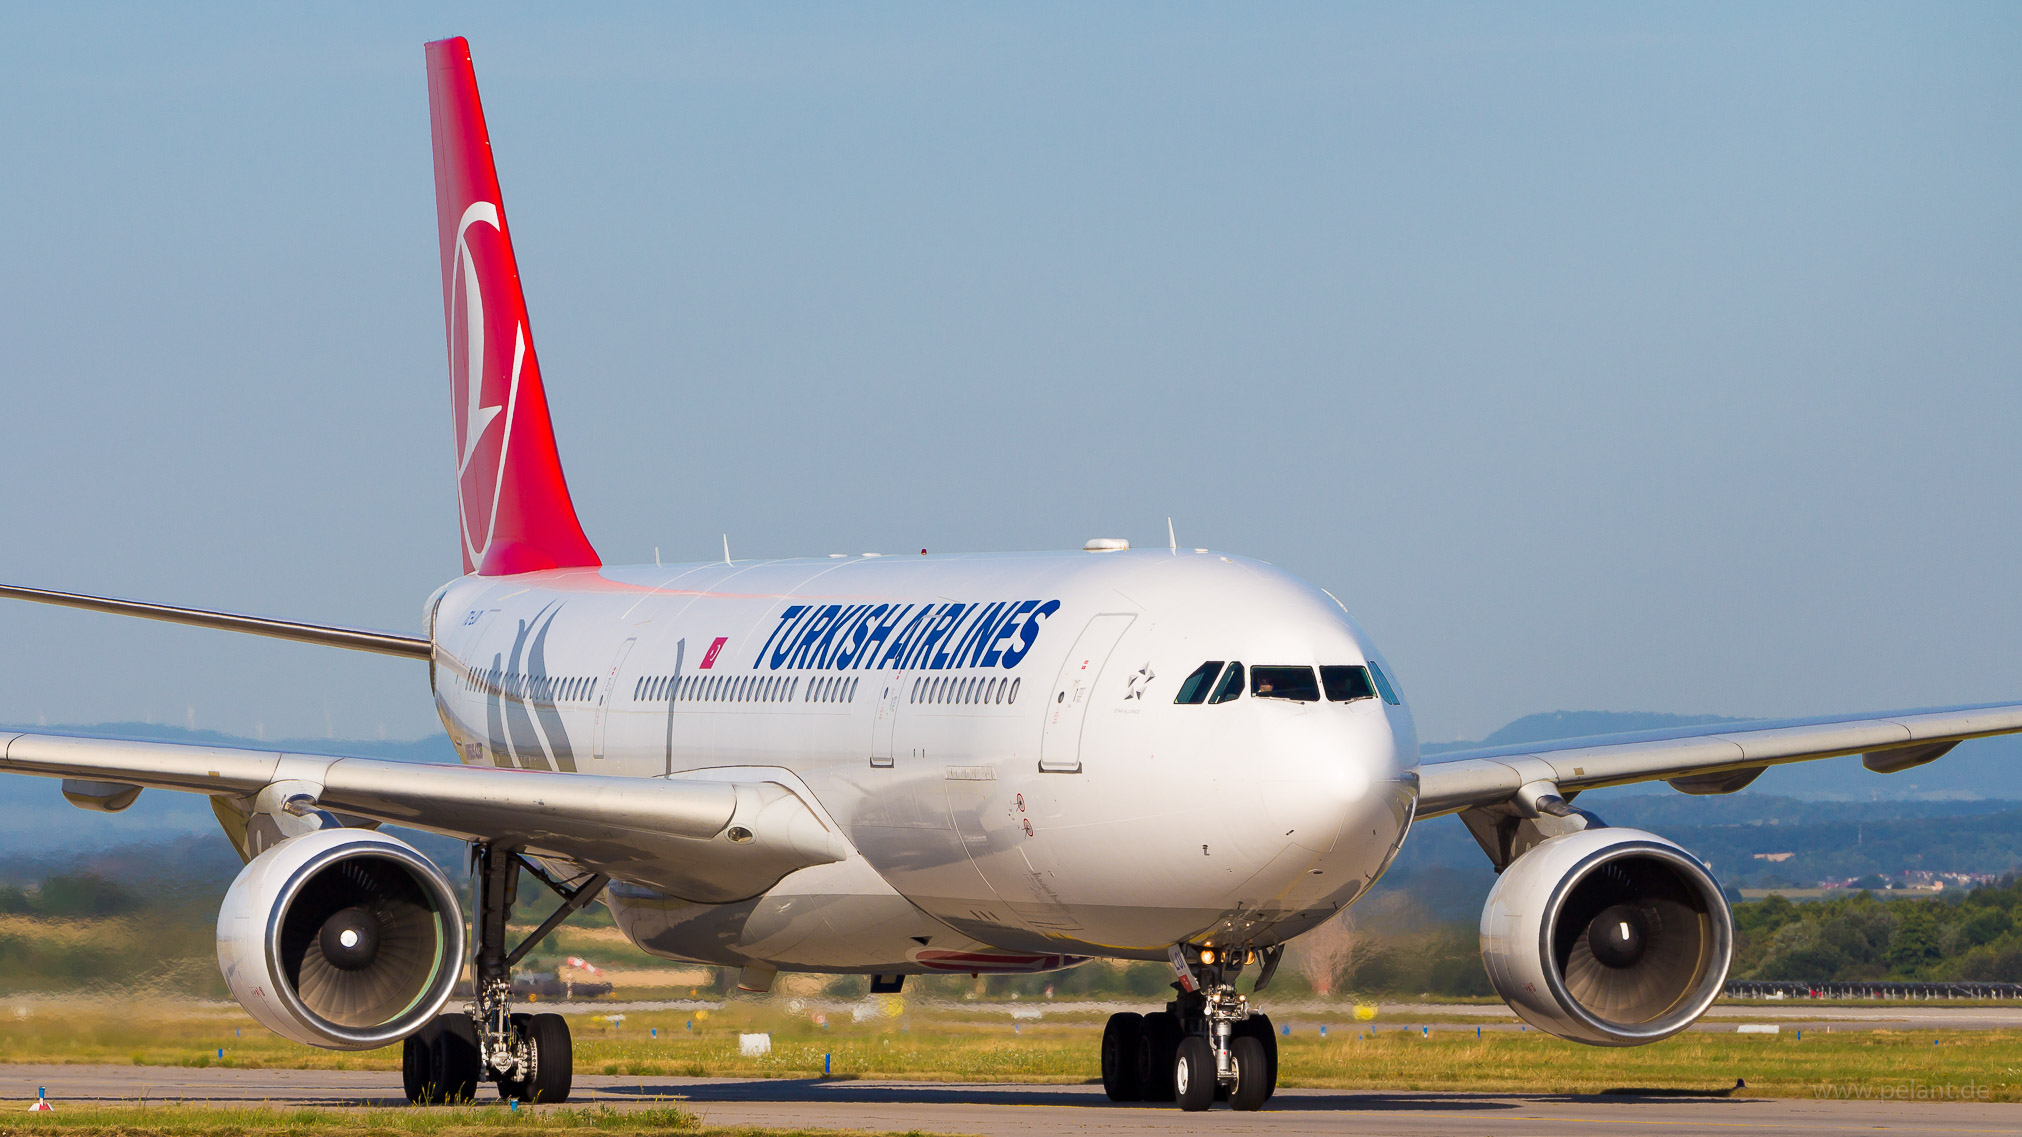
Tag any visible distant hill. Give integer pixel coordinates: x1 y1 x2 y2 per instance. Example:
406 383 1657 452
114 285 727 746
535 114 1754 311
1432 710 1746 752
1376 792 2022 932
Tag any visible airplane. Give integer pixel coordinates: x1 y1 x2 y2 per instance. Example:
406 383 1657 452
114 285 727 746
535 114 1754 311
2 34 2018 1113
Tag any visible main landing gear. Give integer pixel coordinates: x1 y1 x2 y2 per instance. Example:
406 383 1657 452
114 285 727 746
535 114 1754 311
403 841 608 1105
1101 943 1282 1112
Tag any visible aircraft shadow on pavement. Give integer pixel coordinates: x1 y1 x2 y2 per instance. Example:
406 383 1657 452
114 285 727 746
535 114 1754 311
597 1079 1554 1113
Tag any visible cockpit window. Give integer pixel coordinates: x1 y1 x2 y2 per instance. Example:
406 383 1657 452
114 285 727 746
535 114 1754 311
1250 666 1320 702
1174 661 1224 705
1208 662 1245 704
1320 665 1378 703
1367 661 1401 705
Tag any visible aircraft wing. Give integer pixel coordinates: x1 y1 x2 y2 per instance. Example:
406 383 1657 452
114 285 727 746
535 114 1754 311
0 583 431 659
0 730 844 904
1414 701 2022 818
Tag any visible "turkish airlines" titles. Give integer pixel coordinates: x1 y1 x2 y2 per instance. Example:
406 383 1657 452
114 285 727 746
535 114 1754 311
753 600 1062 672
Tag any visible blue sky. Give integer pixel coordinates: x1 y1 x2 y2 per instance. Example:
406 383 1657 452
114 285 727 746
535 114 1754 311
0 4 2017 745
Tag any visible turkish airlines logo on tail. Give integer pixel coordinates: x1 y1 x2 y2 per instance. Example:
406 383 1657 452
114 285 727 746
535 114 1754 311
449 201 524 572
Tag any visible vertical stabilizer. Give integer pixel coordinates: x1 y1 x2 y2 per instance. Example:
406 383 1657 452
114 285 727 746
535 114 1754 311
425 37 600 577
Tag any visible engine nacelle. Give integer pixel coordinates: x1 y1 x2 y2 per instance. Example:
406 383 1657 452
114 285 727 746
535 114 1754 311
217 828 464 1050
1480 827 1731 1046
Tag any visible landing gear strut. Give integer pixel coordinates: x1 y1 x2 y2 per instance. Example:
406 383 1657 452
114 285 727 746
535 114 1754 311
402 841 607 1105
1101 943 1281 1111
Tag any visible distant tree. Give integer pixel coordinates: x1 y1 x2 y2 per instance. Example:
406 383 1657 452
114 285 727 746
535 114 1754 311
33 873 137 917
1957 938 2022 982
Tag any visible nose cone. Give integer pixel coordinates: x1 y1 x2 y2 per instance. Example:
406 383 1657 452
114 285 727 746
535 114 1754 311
1255 704 1411 855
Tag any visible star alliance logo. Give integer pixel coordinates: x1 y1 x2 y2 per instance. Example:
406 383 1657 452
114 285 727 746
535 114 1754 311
1125 663 1155 700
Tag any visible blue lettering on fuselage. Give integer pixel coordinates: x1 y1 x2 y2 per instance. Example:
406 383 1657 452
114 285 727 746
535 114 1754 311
751 598 1060 671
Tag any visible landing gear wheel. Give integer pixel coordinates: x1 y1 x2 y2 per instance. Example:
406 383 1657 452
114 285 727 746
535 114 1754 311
1229 1035 1269 1111
403 1013 480 1104
495 1014 535 1102
1234 1012 1278 1101
498 1013 574 1103
1174 1036 1215 1112
1137 1011 1181 1102
1100 1012 1144 1101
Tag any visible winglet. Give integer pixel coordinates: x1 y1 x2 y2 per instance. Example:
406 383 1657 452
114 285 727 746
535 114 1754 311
425 37 600 577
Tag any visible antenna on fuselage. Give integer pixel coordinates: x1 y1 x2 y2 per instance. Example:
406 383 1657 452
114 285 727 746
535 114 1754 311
1167 517 1177 554
723 534 732 565
654 546 661 567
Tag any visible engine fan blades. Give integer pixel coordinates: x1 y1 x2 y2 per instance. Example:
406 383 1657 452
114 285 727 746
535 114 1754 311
279 855 449 1029
1554 856 1714 1026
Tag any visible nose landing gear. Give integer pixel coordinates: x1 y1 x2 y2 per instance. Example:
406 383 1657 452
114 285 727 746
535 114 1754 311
1101 943 1282 1111
402 842 607 1105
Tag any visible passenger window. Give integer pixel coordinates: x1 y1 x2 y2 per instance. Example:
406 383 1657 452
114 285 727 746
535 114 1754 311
1368 662 1401 706
1174 661 1224 705
1208 662 1245 704
1251 666 1320 702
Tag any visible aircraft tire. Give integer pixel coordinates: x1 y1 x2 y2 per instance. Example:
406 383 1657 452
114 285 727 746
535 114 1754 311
1235 1012 1278 1100
499 1013 574 1103
404 1013 480 1104
1100 1012 1145 1101
1174 1036 1215 1112
1229 1036 1269 1111
1136 1011 1182 1101
401 1030 427 1103
526 1013 574 1102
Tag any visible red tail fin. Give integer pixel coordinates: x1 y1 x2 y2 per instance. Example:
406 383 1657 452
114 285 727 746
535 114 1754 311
425 37 600 577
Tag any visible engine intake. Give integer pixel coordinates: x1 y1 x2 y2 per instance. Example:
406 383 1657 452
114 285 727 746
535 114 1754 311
1480 827 1731 1046
217 828 464 1050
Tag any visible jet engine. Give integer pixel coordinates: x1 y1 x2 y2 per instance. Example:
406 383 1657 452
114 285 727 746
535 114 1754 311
216 828 464 1050
1479 827 1731 1046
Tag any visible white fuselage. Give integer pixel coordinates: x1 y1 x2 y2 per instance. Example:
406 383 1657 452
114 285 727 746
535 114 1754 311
428 547 1420 975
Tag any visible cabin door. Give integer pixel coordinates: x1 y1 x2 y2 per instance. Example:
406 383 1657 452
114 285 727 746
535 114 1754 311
1037 613 1135 773
592 637 637 762
868 680 902 767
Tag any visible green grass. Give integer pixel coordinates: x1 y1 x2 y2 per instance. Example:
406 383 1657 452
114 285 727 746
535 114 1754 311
1 1001 2018 1101
0 1102 945 1136
1273 1027 2022 1100
0 1104 700 1134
